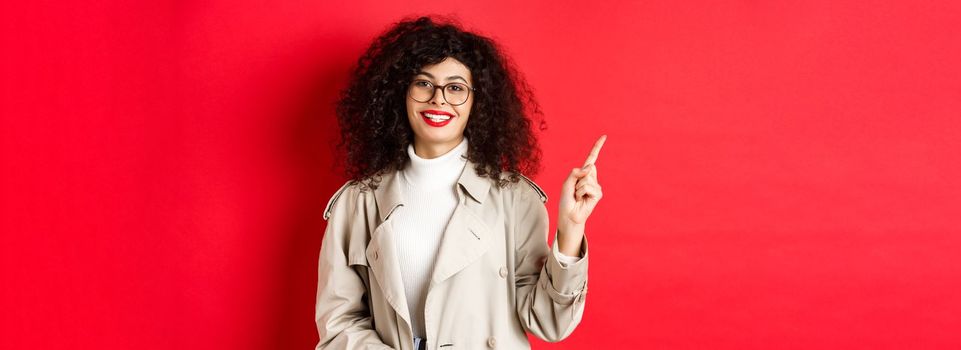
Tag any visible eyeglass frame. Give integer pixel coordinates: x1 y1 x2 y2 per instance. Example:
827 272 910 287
407 79 476 106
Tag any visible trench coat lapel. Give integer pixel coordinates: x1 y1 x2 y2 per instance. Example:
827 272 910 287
368 170 411 326
431 159 493 285
367 159 494 326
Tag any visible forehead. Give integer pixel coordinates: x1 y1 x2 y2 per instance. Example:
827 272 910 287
416 57 472 81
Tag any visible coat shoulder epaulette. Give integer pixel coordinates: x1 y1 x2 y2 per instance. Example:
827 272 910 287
517 173 547 204
323 180 355 221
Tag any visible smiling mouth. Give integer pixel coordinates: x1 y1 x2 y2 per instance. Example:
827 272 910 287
420 111 454 127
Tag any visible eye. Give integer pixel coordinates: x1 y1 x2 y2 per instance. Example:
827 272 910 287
414 80 432 87
448 84 465 92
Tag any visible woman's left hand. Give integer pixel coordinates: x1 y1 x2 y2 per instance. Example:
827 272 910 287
556 135 606 256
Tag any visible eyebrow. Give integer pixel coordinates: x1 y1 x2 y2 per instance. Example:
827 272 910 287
415 71 469 84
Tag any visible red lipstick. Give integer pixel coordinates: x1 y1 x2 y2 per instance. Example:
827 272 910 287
420 110 455 127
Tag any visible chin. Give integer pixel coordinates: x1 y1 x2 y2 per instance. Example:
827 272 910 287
416 130 459 143
422 135 456 144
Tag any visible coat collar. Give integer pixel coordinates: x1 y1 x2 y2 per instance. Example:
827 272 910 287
373 157 491 222
364 157 496 328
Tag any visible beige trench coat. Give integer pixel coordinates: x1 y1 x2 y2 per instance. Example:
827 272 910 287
315 159 589 349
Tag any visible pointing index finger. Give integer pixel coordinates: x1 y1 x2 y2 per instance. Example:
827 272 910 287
582 135 607 167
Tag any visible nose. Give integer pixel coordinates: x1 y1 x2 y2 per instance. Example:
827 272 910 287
429 86 446 106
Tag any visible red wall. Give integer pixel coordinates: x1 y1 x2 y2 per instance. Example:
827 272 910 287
2 1 960 349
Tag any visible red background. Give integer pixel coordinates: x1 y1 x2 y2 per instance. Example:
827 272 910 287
2 1 960 349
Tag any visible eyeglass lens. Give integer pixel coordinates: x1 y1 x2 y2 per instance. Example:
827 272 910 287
409 80 470 105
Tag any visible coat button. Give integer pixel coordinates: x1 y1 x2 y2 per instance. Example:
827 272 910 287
498 267 507 278
487 336 496 348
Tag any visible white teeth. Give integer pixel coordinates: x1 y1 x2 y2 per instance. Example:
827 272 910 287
423 113 451 122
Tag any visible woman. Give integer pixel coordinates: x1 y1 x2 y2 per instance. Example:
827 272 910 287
316 15 605 350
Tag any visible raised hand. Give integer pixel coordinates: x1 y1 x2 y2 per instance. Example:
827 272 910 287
556 135 606 256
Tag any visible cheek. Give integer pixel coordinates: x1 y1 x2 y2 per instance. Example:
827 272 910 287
405 100 414 117
457 102 473 122
405 101 419 123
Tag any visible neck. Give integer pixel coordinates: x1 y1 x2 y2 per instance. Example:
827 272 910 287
403 137 469 191
412 136 465 159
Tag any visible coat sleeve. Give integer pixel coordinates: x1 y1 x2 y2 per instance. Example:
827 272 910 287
315 183 395 350
512 180 589 342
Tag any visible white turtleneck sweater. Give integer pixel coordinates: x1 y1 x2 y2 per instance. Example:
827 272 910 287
392 137 581 339
393 137 468 339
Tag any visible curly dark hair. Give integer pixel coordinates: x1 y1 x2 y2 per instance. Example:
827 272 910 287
334 15 546 189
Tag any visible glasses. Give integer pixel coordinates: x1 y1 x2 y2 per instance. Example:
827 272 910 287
407 79 475 106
